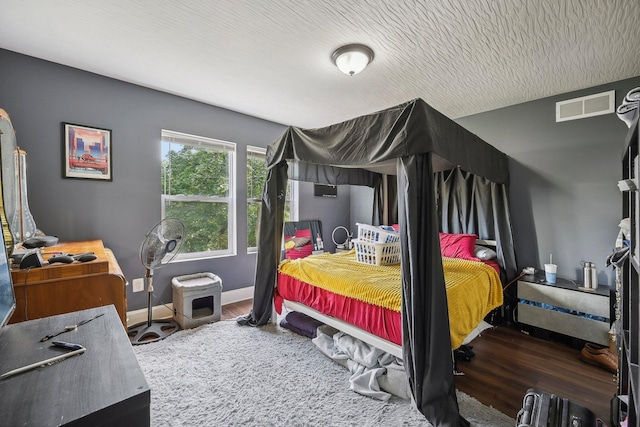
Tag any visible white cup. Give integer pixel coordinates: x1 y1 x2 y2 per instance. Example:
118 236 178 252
544 263 557 284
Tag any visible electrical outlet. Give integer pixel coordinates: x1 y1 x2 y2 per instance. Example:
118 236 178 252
132 278 145 292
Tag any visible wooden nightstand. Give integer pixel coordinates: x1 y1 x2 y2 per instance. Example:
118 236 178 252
517 273 610 345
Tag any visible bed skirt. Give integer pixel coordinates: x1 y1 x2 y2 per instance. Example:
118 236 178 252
275 272 402 346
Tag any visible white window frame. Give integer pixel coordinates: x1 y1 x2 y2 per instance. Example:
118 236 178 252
246 146 265 253
289 180 300 221
246 146 298 253
162 129 237 261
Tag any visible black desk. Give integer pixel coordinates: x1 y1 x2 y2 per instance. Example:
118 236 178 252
0 305 150 426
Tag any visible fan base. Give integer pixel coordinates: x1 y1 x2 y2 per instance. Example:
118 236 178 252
128 319 180 345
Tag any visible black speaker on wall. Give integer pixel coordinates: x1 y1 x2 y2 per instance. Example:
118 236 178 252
314 183 337 198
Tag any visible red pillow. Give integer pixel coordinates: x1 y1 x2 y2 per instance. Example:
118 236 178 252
285 229 313 259
294 229 311 239
439 232 479 261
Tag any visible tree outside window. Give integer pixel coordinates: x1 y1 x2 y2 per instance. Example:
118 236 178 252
162 130 236 259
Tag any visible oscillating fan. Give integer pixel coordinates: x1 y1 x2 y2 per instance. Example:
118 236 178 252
128 218 186 345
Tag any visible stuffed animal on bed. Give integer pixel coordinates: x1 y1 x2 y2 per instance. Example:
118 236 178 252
285 236 311 250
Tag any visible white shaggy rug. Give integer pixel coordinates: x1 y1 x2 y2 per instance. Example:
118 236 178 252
133 320 515 426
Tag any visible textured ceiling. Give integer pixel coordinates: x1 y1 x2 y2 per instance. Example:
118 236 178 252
1 0 639 128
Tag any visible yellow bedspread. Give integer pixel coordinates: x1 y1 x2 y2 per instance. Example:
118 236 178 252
278 250 503 349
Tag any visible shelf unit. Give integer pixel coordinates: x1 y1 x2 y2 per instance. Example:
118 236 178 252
616 116 640 426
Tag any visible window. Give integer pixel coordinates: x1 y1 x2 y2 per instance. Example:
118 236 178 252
246 146 298 252
246 146 265 251
162 130 236 259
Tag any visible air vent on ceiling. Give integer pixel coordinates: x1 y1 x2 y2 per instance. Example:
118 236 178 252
555 90 615 122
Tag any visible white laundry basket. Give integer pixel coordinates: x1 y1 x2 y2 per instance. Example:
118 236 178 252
353 223 401 265
172 272 222 329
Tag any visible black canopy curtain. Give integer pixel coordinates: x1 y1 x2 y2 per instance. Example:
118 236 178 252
398 154 459 423
237 99 515 426
436 168 518 282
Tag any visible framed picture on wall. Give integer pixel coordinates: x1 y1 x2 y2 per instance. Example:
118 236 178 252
62 122 112 181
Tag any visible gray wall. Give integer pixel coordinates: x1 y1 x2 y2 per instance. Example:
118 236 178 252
0 49 310 311
350 186 375 234
298 182 351 252
456 76 640 286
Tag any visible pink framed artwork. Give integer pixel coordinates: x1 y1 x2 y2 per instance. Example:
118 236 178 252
63 122 112 181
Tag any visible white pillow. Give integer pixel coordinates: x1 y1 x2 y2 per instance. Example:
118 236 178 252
474 245 497 261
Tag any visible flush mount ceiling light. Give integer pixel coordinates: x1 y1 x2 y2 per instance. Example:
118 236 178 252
331 44 374 76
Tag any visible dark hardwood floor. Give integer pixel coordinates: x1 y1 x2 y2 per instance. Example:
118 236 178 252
453 325 615 423
221 299 253 321
221 299 616 423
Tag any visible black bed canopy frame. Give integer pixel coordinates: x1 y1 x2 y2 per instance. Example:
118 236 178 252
237 98 517 426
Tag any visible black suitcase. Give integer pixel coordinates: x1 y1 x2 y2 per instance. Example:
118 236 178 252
516 388 607 427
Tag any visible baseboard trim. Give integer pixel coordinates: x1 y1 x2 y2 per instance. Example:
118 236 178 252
221 286 254 306
126 286 254 328
127 304 174 328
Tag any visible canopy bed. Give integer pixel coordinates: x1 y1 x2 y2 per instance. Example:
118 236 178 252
238 98 517 426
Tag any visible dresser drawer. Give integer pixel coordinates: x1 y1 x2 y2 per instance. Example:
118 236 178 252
518 302 609 345
517 280 608 318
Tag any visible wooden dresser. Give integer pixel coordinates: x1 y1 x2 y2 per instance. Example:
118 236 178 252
9 240 128 327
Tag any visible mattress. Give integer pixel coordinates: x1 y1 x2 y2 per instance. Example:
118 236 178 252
274 250 503 349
